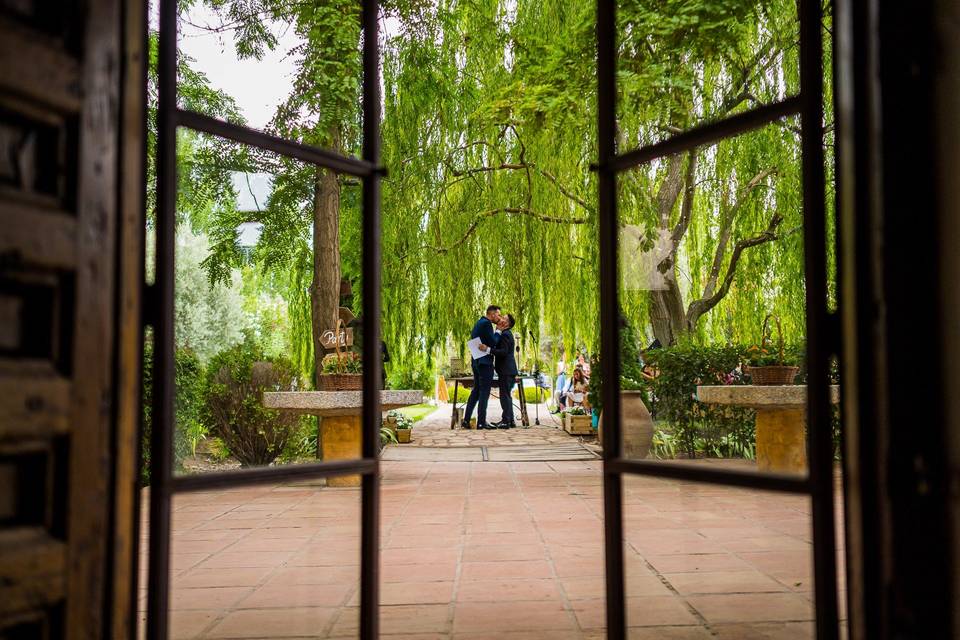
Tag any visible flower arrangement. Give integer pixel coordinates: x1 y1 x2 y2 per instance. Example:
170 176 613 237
321 352 363 375
743 314 800 385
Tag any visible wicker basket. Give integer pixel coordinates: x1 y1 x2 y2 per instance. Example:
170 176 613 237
317 373 363 391
317 319 363 391
746 365 799 386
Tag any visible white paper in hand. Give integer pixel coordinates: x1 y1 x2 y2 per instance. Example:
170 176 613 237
468 337 489 360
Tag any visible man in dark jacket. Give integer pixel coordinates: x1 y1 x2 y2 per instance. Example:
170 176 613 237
491 313 518 428
463 305 501 429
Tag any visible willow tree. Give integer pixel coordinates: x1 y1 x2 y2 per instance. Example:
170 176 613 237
381 0 602 373
193 0 363 382
380 0 817 384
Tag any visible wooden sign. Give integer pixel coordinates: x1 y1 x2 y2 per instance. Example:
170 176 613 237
320 326 354 349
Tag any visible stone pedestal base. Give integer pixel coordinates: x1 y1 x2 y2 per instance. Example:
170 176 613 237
755 409 807 473
319 416 362 487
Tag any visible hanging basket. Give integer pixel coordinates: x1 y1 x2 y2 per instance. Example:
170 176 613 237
746 365 799 386
317 319 363 391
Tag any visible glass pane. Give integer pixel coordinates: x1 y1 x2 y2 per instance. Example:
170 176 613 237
167 484 360 638
168 1 362 160
614 117 810 481
163 136 386 481
617 0 800 150
621 479 815 637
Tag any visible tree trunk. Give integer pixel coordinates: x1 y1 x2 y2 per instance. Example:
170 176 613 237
649 153 688 346
310 162 341 386
650 280 687 346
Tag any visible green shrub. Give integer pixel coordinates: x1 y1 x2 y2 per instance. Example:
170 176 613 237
448 385 472 403
643 342 755 459
201 336 307 467
388 366 433 393
587 318 648 413
279 418 318 462
514 385 548 404
140 340 205 485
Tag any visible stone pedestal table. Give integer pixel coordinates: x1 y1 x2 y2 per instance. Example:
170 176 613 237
695 385 839 473
263 390 423 486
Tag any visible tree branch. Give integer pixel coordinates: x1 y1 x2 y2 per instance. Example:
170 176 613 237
392 207 588 263
686 211 785 326
670 151 698 253
701 167 778 300
444 161 594 212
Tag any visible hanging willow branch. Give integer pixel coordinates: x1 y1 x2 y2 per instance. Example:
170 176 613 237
393 206 588 262
686 211 785 326
445 161 594 212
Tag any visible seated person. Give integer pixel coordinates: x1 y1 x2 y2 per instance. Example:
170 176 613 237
565 366 591 410
553 368 568 411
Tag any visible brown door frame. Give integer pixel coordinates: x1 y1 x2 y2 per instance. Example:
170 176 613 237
145 2 384 638
834 0 959 636
595 0 841 637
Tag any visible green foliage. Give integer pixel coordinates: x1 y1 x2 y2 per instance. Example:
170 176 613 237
200 335 307 466
588 318 648 413
515 385 548 404
320 353 362 375
743 314 802 367
395 404 437 423
643 342 755 459
448 385 472 404
386 410 414 430
380 426 398 447
279 418 318 462
388 365 433 395
650 429 680 460
168 0 833 389
175 346 206 457
172 228 252 361
140 339 206 485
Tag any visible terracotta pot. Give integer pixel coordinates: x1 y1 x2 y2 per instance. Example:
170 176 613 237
598 390 654 459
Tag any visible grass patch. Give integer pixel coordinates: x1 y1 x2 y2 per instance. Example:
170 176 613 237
396 403 437 422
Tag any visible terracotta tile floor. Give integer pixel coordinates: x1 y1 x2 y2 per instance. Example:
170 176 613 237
141 456 845 639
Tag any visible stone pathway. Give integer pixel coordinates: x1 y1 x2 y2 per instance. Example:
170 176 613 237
146 459 843 639
382 444 599 462
406 403 593 449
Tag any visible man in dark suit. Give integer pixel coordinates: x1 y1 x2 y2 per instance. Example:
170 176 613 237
463 305 501 429
491 313 518 428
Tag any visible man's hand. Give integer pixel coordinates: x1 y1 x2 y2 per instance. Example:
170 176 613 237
479 344 489 352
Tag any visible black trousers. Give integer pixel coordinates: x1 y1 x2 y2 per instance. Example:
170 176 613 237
465 360 494 425
498 374 516 424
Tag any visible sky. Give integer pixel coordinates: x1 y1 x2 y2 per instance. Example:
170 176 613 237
177 5 301 129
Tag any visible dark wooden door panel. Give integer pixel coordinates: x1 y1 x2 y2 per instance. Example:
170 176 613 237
0 0 141 637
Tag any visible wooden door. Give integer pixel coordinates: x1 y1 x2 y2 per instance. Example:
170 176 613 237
0 0 144 637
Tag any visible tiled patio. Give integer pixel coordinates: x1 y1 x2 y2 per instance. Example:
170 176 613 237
145 455 843 639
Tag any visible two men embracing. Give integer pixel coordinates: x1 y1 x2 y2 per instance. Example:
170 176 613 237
462 304 519 430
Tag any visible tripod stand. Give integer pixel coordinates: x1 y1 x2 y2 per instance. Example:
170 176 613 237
529 331 541 426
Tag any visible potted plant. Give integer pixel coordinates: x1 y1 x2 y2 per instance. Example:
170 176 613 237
390 411 414 443
563 406 594 435
743 314 799 385
383 411 399 440
591 320 656 458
